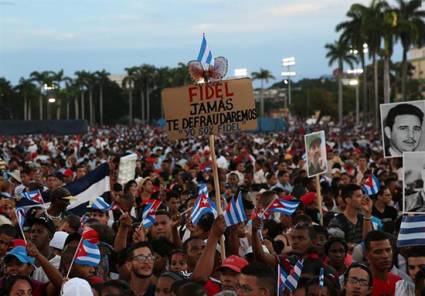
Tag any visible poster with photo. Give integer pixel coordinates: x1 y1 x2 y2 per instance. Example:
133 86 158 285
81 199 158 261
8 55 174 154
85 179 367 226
380 100 425 158
304 131 328 178
403 151 425 213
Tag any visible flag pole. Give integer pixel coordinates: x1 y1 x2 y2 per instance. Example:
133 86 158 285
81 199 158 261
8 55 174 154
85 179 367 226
209 134 226 259
14 210 27 244
315 175 323 226
65 236 83 279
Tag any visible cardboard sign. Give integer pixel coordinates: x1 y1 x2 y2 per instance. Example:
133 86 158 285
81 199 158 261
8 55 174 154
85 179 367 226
161 78 257 140
304 131 328 177
117 153 137 185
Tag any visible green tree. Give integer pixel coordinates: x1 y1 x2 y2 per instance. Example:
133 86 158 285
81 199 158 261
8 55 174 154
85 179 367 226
30 71 52 120
123 67 138 124
251 69 275 118
15 78 36 120
325 39 357 126
95 69 110 125
395 0 425 100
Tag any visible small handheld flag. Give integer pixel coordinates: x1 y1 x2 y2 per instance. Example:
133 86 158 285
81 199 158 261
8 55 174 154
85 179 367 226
362 175 380 196
397 215 425 247
190 184 217 225
224 192 247 226
277 263 288 295
141 199 162 228
21 190 44 204
15 207 26 227
267 199 300 216
319 267 324 287
196 33 213 65
81 227 99 244
283 259 304 291
74 239 101 267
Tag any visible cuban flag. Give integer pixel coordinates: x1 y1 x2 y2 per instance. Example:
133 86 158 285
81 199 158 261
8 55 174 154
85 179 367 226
397 215 425 247
190 184 217 225
141 199 162 229
362 175 380 196
196 33 213 65
21 190 44 204
74 239 101 267
283 259 303 291
277 264 288 295
267 199 300 216
224 192 247 226
15 207 26 227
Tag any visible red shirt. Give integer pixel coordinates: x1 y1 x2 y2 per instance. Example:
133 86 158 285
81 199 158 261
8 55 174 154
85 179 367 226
371 272 401 296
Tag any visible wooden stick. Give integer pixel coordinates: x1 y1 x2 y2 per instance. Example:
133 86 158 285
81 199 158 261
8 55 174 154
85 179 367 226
180 206 193 216
208 134 226 259
315 175 323 226
65 236 83 279
14 210 27 244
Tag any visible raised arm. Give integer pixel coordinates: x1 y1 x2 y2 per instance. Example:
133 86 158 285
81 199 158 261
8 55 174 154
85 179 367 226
251 217 277 267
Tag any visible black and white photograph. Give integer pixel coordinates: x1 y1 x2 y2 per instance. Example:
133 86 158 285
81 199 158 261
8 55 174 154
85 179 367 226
304 130 328 178
380 100 425 158
403 152 425 213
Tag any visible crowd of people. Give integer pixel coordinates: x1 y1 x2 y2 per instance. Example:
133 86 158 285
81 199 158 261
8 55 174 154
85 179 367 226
0 119 418 296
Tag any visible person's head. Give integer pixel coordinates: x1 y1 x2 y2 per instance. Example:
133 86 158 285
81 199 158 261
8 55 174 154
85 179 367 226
341 184 363 211
384 103 424 153
307 134 322 165
2 275 32 296
165 192 180 215
150 210 172 240
59 214 81 233
0 224 17 256
310 225 328 256
305 276 338 296
169 249 188 273
227 172 240 187
415 267 425 296
277 170 291 185
46 174 61 190
3 247 35 277
87 196 111 225
76 166 88 179
126 242 154 279
364 231 393 273
151 237 175 276
28 215 56 250
217 255 249 291
376 186 392 206
174 281 206 296
265 173 277 187
238 262 276 296
183 237 205 271
406 247 425 281
49 187 73 212
259 191 277 210
289 223 313 256
155 272 184 296
343 263 373 296
324 238 348 270
138 177 153 195
100 280 135 296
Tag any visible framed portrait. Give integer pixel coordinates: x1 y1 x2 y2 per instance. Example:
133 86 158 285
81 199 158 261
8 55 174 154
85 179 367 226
403 151 425 214
380 100 425 158
304 130 327 178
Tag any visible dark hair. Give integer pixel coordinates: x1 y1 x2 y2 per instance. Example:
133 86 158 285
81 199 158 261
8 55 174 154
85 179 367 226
241 262 276 295
324 238 348 256
364 230 390 251
385 103 424 130
0 224 17 238
310 225 329 240
151 237 175 258
183 237 203 253
341 184 362 202
175 281 206 296
406 246 425 262
2 275 32 295
126 241 153 261
64 232 81 248
344 263 373 288
62 214 81 233
101 280 135 296
49 187 71 201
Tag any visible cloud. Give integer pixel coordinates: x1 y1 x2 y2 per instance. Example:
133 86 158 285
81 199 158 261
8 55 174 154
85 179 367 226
17 29 77 40
265 2 324 16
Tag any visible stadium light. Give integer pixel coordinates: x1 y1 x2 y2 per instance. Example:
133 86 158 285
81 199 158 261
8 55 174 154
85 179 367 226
48 97 56 103
282 57 296 67
347 69 363 75
234 68 248 77
281 71 296 76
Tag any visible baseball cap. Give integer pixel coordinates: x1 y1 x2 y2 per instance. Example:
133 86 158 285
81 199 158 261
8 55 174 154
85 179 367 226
87 196 111 212
62 277 93 296
217 255 248 273
28 215 56 234
64 169 74 178
4 246 35 265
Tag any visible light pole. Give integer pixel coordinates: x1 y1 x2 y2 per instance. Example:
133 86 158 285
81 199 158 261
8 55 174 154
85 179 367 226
43 84 55 120
282 57 296 106
346 68 363 125
126 79 134 124
79 84 87 120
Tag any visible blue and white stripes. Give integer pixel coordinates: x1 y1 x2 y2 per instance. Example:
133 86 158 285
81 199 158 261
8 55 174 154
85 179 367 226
75 240 101 267
397 215 425 247
268 199 300 216
190 184 217 225
319 267 324 287
196 33 213 65
283 259 303 291
87 196 111 211
362 175 380 196
224 192 247 226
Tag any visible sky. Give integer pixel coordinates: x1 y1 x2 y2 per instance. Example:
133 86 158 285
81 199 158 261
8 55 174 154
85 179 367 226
0 0 408 87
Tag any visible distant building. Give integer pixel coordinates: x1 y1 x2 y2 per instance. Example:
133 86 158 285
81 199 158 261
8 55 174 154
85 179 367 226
408 47 425 81
109 74 125 87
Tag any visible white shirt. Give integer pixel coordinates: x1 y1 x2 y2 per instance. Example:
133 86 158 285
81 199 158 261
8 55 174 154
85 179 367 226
32 254 61 283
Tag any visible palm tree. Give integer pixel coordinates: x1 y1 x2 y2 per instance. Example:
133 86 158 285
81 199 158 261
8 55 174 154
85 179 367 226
394 0 425 100
50 69 70 119
95 69 110 125
251 69 275 119
30 71 52 120
336 8 368 123
123 67 138 124
140 64 157 123
75 71 95 124
15 78 36 120
325 39 357 126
